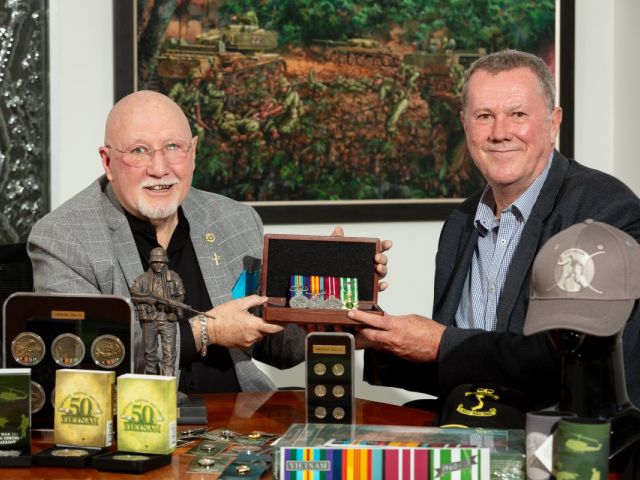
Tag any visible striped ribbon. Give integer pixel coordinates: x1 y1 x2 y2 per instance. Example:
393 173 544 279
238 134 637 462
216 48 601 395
340 277 359 309
324 276 339 300
280 447 488 480
290 274 311 298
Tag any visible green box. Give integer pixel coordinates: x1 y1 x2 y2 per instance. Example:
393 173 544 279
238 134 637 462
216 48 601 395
0 368 30 450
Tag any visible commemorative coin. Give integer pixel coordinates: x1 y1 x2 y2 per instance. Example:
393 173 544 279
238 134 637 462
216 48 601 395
51 333 85 367
50 448 89 457
31 381 46 413
11 332 46 366
91 334 125 368
112 454 150 461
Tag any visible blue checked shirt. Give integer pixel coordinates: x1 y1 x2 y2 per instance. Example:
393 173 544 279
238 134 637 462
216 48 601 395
455 155 553 331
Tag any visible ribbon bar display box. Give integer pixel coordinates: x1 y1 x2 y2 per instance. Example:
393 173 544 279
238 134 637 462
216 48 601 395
261 234 383 326
274 423 526 480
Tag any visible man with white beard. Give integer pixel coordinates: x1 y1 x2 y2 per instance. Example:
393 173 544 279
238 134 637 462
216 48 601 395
27 90 309 392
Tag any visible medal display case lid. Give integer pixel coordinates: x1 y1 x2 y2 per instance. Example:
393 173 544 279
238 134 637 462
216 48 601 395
261 234 383 325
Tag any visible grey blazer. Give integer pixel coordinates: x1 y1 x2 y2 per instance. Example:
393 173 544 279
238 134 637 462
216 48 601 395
28 175 304 391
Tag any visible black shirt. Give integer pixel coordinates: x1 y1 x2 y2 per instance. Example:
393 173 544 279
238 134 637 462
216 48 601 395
126 208 241 392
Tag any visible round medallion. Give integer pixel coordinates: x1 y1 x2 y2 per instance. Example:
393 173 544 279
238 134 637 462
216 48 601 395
314 384 327 397
230 445 261 455
331 363 345 376
324 296 343 310
91 334 125 368
198 457 216 468
313 362 327 376
314 406 327 419
332 385 345 398
50 448 89 457
333 407 346 420
31 381 46 413
51 333 85 367
11 332 46 366
289 295 309 309
200 443 217 453
112 454 150 461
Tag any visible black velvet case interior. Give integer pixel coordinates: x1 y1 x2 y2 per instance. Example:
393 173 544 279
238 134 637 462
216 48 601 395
263 238 377 300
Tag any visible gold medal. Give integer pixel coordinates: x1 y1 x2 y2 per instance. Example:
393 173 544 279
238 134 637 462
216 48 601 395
332 385 345 398
90 334 125 368
11 332 46 366
50 448 89 457
51 333 85 367
31 381 46 413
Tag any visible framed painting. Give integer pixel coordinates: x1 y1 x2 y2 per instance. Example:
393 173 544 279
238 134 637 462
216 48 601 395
114 0 574 223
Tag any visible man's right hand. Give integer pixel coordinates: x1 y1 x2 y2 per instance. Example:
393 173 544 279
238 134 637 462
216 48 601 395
206 295 283 349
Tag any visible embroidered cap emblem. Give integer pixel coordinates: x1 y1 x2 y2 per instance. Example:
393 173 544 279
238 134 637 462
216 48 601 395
551 247 605 294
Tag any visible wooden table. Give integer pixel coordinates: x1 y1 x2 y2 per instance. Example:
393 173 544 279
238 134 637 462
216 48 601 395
6 391 436 479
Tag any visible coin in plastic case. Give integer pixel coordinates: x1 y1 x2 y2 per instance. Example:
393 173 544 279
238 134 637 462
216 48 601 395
11 332 46 366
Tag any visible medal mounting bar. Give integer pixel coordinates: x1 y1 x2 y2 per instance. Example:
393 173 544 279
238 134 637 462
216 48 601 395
261 234 384 325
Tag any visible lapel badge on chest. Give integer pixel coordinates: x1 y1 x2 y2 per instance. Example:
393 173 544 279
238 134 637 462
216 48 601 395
205 233 216 243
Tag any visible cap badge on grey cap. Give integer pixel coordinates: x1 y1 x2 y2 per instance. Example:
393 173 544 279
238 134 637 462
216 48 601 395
551 246 605 295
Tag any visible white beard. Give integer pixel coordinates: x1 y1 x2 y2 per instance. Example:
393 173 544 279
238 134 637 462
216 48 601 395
136 197 179 220
137 179 180 220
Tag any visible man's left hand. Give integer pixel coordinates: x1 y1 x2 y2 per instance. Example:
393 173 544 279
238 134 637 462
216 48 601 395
330 226 392 291
347 309 445 362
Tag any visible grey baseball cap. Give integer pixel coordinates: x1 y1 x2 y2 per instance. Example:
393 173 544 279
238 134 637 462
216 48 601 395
524 219 640 336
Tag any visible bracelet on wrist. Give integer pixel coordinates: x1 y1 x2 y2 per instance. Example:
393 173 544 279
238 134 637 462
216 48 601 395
198 315 208 357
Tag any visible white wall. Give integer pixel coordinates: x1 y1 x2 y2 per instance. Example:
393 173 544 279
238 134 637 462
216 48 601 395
48 1 639 404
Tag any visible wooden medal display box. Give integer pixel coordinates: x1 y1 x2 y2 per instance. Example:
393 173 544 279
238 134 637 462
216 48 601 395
261 234 383 326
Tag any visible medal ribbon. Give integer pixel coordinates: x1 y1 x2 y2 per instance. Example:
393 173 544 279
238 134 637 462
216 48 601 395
324 276 339 300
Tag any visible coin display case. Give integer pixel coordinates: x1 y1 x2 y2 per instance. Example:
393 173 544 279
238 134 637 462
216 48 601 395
261 234 384 326
305 333 355 424
32 445 104 468
92 451 172 473
2 293 134 430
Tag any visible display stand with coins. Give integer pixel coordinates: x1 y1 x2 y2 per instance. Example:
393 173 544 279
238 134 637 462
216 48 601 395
2 293 134 431
305 332 355 424
261 235 384 325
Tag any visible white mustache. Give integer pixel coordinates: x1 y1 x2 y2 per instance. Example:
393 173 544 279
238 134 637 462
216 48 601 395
140 179 179 189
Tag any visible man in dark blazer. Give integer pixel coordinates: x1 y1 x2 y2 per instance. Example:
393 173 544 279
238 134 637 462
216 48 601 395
351 49 640 409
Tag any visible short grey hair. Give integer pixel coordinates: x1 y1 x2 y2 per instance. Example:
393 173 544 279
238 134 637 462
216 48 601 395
460 49 556 113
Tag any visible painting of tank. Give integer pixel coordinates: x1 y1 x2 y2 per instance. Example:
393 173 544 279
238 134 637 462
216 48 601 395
132 0 559 220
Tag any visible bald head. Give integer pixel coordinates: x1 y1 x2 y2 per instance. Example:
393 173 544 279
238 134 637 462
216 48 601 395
105 90 192 146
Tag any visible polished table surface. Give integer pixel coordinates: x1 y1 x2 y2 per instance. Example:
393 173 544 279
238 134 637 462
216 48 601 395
7 391 436 479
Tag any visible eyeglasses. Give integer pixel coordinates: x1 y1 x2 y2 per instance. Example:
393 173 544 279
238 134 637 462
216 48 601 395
104 139 194 167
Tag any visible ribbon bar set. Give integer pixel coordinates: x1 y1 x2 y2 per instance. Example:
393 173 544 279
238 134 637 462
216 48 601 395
289 275 359 310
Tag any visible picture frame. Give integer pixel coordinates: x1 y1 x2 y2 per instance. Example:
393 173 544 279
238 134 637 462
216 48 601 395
113 0 574 224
